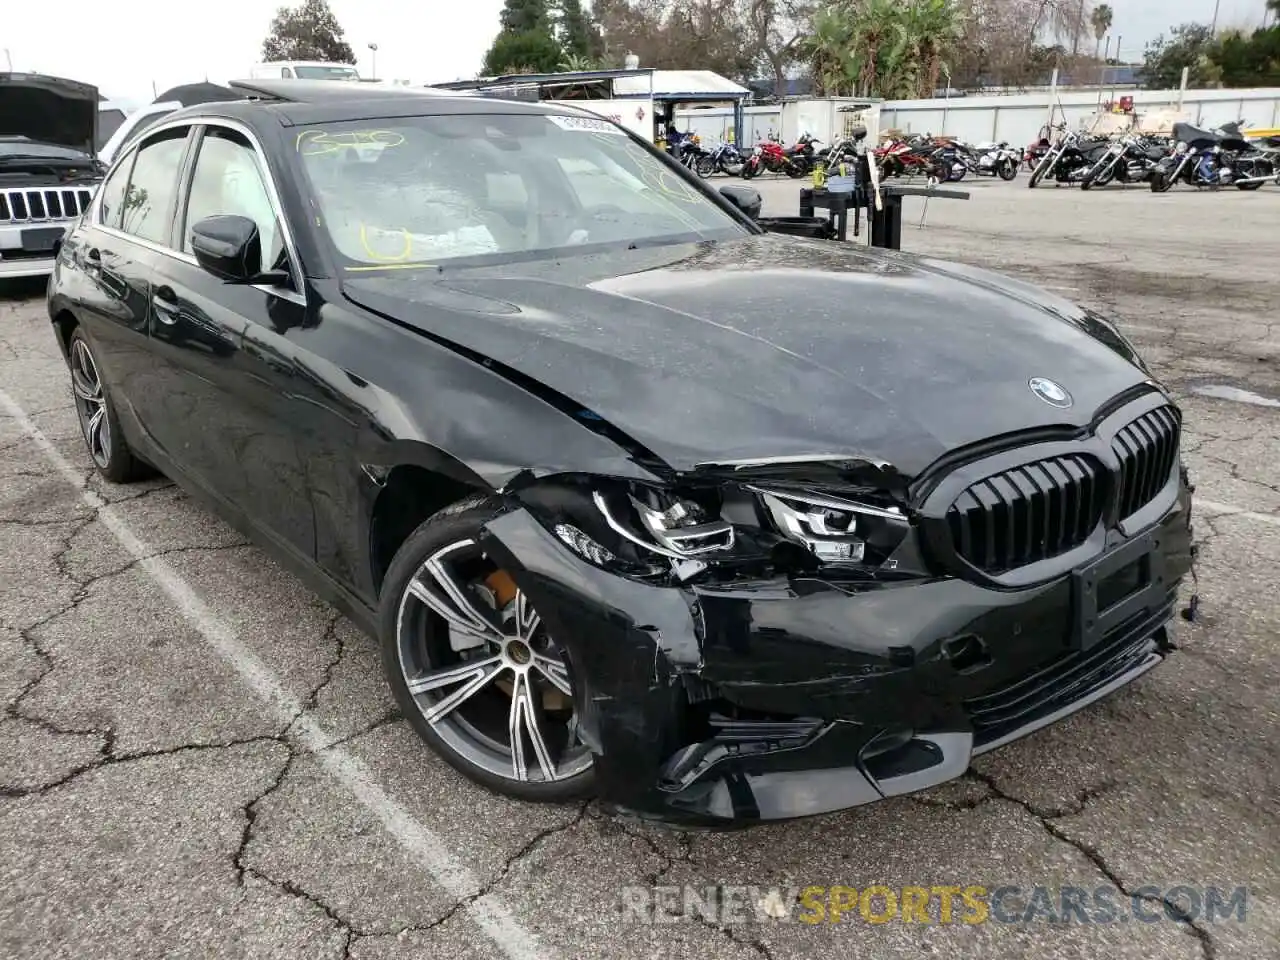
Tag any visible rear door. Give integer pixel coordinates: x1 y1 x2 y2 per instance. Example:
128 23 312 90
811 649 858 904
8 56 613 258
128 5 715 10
73 127 192 433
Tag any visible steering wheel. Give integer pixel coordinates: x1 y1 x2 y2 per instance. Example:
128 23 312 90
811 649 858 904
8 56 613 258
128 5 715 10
557 204 630 245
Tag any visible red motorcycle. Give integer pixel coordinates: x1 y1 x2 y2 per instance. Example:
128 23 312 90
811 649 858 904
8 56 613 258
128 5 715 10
740 137 807 179
875 136 945 179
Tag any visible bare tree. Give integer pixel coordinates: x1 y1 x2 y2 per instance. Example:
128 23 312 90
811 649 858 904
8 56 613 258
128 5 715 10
741 0 810 93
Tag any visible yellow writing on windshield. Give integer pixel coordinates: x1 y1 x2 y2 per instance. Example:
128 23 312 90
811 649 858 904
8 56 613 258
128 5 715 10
358 224 414 262
296 129 405 156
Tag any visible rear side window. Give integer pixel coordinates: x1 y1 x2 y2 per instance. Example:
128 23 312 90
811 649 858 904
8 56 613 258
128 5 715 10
96 150 135 230
120 128 190 245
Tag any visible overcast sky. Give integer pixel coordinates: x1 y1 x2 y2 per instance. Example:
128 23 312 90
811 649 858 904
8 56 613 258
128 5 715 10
3 0 1273 105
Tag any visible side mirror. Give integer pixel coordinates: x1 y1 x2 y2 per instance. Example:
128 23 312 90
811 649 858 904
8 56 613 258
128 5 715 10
719 184 762 220
190 215 262 282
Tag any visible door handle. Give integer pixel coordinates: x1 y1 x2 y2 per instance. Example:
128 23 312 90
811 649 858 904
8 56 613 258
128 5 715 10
152 285 180 324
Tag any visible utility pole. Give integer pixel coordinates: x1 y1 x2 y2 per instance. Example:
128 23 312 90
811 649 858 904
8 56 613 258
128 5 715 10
368 42 378 79
1210 0 1221 33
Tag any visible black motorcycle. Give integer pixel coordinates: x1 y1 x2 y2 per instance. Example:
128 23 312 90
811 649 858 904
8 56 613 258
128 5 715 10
1080 135 1168 190
695 141 744 178
1028 129 1112 187
1150 121 1278 192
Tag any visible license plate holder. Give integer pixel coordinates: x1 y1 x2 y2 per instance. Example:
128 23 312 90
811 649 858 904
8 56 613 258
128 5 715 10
1072 531 1165 651
21 226 65 253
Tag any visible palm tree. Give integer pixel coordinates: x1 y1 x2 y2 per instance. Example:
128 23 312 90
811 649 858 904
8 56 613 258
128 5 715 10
1091 3 1113 61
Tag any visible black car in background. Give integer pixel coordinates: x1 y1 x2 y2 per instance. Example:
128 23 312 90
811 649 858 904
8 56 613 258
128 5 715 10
46 79 1193 825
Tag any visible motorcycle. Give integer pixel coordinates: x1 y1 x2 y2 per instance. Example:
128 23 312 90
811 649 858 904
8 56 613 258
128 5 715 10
1027 128 1111 187
876 136 949 180
740 137 805 179
784 133 823 177
695 141 744 178
674 133 708 172
1080 135 1168 190
930 139 968 181
1150 120 1279 192
970 140 1019 180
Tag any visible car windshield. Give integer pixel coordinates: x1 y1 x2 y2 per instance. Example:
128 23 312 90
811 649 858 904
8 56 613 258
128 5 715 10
294 65 360 80
293 112 748 270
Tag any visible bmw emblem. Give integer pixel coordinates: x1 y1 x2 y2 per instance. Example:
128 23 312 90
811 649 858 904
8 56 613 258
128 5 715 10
1028 377 1073 408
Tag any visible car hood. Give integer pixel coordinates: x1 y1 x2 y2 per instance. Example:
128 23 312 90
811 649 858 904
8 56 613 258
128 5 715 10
343 233 1152 478
0 73 98 156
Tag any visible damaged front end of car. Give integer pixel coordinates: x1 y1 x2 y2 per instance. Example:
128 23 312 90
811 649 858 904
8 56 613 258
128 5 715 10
475 389 1194 826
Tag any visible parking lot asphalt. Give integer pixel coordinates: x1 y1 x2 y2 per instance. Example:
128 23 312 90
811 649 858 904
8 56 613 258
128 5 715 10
2 177 1278 960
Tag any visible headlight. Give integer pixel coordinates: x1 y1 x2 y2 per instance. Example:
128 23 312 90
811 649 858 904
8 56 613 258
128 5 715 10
748 486 910 569
517 476 914 583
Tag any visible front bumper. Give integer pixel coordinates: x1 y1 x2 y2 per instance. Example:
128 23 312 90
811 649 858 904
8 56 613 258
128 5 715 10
0 254 55 279
480 487 1193 826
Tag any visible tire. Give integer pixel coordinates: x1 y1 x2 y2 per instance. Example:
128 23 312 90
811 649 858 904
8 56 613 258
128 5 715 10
998 158 1017 181
67 328 152 483
1028 159 1049 188
379 496 596 803
1235 181 1263 191
1150 171 1173 193
740 161 756 180
1080 174 1094 191
695 156 716 178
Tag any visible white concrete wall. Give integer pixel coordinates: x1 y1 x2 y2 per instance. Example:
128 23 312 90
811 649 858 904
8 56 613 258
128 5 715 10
878 87 1280 146
676 87 1280 148
673 98 881 146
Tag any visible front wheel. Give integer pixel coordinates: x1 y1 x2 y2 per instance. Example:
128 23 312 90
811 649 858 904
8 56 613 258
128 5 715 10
1029 160 1049 188
380 497 596 803
1150 170 1173 193
1235 181 1263 191
998 158 1017 180
695 156 716 178
740 160 757 180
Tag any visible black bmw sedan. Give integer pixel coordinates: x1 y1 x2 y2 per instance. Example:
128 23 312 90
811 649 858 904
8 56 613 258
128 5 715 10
46 79 1193 825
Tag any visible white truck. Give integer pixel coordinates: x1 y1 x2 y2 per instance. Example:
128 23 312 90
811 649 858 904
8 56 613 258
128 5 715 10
248 61 361 81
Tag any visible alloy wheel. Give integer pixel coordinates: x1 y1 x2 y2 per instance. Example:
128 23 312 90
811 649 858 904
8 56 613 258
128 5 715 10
396 539 592 784
70 338 111 469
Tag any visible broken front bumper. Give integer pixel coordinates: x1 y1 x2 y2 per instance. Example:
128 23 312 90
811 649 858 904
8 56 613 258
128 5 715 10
479 491 1193 825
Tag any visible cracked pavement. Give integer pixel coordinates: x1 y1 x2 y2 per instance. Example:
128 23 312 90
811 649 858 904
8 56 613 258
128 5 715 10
2 179 1278 959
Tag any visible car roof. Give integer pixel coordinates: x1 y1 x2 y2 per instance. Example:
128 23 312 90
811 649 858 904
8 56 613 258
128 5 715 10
158 79 585 130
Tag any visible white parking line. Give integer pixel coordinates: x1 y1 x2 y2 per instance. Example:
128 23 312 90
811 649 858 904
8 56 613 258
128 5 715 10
1196 498 1280 528
0 388 553 960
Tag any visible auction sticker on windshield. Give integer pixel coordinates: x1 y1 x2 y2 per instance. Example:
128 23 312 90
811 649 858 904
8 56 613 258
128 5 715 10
547 114 628 135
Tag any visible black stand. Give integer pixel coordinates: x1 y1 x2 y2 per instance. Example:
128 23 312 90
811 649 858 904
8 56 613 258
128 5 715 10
798 182 970 250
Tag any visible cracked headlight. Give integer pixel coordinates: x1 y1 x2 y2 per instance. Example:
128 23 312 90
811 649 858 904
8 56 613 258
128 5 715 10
748 486 910 569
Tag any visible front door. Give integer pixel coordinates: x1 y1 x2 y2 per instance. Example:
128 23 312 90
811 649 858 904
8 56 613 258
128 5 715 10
148 122 317 561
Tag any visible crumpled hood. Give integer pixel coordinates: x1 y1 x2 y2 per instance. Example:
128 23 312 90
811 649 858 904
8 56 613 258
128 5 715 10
343 234 1151 477
0 73 98 156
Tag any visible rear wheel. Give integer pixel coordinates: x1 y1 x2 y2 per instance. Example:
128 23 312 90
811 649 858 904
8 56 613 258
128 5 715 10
67 329 152 483
1235 181 1263 191
380 498 596 803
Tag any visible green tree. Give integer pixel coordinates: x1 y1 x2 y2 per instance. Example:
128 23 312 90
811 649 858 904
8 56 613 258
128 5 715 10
1090 3 1112 59
556 0 603 60
1210 25 1280 87
261 0 355 63
484 0 564 74
802 0 965 99
1141 23 1222 88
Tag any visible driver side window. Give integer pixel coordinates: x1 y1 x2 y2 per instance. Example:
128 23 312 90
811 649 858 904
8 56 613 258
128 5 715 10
181 127 284 271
